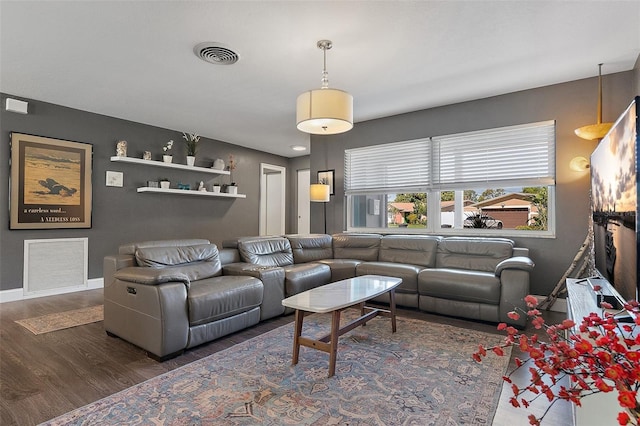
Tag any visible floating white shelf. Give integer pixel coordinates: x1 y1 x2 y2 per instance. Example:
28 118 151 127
110 156 230 175
136 187 246 198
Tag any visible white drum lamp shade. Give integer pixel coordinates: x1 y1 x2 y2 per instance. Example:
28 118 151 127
297 89 353 135
309 184 330 202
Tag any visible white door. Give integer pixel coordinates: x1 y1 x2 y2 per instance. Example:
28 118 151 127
297 169 310 234
259 163 286 236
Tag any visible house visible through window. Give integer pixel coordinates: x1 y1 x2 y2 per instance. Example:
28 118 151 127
345 121 555 235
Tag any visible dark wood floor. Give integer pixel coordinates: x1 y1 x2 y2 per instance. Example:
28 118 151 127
0 289 573 425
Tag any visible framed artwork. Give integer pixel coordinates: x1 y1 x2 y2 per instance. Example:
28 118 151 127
10 133 93 229
317 169 335 195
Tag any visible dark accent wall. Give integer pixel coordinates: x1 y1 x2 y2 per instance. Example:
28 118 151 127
310 70 636 296
0 94 291 290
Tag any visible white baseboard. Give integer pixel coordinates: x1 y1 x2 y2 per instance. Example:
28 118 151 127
0 277 103 304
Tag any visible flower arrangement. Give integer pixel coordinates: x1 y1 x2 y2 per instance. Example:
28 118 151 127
473 294 640 425
228 154 236 186
162 140 174 154
182 133 200 156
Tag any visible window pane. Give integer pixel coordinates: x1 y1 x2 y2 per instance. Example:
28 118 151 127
440 186 549 231
389 193 427 229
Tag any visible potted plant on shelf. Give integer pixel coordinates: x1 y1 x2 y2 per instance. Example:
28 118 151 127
183 132 200 166
162 140 174 163
473 293 640 426
159 178 170 189
227 154 237 194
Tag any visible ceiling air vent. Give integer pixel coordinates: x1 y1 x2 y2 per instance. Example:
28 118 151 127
194 42 240 65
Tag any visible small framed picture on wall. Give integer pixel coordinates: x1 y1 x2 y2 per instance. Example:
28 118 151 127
317 169 335 196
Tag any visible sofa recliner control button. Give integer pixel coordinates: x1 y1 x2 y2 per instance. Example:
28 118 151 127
127 287 137 295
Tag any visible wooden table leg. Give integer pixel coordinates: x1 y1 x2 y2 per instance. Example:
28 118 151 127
292 309 305 365
328 309 341 377
389 289 397 333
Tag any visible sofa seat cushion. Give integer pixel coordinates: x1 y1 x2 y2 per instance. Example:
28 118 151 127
187 276 263 326
315 259 362 282
356 262 420 294
283 263 331 296
418 268 501 305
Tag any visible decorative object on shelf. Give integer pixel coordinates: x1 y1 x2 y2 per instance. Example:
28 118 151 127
143 151 152 161
162 140 174 163
116 140 127 157
177 183 191 190
212 184 221 193
473 294 640 426
198 181 206 192
227 184 238 195
159 179 170 189
574 63 613 141
147 181 159 188
296 39 353 135
183 133 200 166
213 158 225 170
228 154 236 186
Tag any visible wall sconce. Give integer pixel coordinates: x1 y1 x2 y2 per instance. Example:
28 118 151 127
569 156 590 172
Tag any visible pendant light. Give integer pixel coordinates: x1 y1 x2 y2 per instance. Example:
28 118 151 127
296 40 353 135
574 63 613 140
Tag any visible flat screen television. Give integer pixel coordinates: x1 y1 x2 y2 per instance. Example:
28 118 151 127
590 95 639 303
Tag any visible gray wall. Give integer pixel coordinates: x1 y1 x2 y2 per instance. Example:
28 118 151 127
310 70 637 296
0 94 292 290
634 55 640 98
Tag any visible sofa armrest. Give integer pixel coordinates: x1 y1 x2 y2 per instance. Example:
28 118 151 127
495 256 535 277
223 263 285 321
114 267 190 287
104 254 136 288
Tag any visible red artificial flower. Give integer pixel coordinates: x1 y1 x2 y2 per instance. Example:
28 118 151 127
524 295 538 308
507 311 520 321
574 339 593 354
595 378 614 392
617 410 631 425
497 322 507 330
528 414 541 425
493 346 505 356
618 390 638 409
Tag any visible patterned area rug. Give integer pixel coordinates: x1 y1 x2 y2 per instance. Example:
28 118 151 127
42 310 510 425
15 305 103 335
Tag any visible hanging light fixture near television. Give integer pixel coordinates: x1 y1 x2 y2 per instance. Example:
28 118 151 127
296 40 353 135
574 63 614 140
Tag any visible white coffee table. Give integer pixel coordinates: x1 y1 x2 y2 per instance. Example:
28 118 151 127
281 274 402 377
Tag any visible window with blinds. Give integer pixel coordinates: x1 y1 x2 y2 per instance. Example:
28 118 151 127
345 121 556 235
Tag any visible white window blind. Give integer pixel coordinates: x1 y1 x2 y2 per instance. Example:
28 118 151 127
433 121 555 189
345 138 431 194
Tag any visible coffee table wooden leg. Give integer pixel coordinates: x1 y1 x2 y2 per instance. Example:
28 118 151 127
389 289 397 333
292 309 304 365
328 309 341 377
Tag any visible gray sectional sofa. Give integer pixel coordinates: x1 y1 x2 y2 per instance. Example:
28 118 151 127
103 233 534 359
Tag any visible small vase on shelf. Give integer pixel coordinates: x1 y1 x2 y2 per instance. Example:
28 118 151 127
186 156 195 167
212 185 221 193
227 185 238 195
160 180 170 189
163 155 173 164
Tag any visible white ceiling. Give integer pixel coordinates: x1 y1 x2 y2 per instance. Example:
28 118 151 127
1 1 639 158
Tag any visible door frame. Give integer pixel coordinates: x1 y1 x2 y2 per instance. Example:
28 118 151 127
259 163 286 235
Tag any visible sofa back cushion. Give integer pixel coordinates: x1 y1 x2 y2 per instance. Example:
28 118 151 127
120 239 210 255
286 234 333 264
378 235 440 267
436 237 514 272
238 237 294 267
332 233 381 261
134 243 222 280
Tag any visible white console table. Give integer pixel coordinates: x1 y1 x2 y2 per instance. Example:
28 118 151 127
566 278 624 426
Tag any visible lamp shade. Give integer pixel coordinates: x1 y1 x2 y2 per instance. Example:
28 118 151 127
309 184 330 202
574 123 613 141
297 89 353 135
